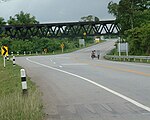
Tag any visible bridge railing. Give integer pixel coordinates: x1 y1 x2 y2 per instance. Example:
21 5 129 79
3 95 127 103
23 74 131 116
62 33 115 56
104 55 150 63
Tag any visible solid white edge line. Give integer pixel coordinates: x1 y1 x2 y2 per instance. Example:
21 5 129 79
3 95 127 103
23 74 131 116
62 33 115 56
26 57 150 112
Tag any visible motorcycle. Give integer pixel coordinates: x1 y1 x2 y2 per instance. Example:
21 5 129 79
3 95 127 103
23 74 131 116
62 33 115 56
91 50 100 59
91 50 96 59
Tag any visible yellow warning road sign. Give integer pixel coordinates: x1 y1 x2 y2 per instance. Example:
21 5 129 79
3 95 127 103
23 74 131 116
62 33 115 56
60 43 64 53
60 43 64 49
1 46 8 56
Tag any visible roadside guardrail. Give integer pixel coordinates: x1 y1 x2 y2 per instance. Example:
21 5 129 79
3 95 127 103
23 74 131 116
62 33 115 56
104 55 150 63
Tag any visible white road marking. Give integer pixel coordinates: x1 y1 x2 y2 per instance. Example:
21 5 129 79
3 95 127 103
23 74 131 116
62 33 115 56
53 57 70 59
53 62 56 64
59 66 63 68
61 63 88 66
26 57 150 112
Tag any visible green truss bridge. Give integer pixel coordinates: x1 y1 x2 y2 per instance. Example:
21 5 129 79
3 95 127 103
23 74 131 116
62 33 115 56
0 20 120 38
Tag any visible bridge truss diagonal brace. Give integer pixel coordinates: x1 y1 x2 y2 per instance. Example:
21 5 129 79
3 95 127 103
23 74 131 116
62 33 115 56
0 20 120 38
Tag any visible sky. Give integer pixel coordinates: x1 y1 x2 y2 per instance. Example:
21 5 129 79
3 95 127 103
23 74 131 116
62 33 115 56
0 0 119 23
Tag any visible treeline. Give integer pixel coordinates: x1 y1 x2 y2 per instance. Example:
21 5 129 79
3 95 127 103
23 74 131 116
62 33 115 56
108 0 150 55
0 11 38 26
0 37 94 54
0 11 95 54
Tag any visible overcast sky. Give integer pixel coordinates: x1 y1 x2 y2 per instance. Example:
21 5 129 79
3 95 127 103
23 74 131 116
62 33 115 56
0 0 119 23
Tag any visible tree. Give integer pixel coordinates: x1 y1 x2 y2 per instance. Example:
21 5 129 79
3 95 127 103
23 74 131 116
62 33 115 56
0 17 6 26
0 17 6 37
133 9 150 27
125 23 150 55
94 16 100 22
108 0 150 55
108 2 118 17
81 15 99 22
108 0 150 33
7 11 39 25
6 11 39 38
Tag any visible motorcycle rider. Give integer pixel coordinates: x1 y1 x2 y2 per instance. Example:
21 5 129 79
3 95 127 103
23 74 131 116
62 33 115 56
91 50 96 59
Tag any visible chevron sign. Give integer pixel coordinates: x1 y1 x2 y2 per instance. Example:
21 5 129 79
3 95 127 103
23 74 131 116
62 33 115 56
1 46 8 56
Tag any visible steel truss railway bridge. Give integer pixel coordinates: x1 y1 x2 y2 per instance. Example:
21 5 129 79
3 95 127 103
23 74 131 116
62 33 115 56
0 20 120 38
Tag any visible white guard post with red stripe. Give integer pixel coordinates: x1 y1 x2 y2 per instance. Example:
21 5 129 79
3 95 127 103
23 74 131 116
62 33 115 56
20 69 28 94
13 56 15 66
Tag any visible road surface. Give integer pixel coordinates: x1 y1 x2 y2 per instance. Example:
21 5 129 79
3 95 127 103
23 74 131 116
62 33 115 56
16 40 150 120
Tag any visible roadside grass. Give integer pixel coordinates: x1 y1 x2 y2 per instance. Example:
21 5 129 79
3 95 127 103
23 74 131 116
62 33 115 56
0 57 43 120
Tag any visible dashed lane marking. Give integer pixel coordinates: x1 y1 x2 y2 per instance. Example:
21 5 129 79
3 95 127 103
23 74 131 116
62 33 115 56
61 63 88 66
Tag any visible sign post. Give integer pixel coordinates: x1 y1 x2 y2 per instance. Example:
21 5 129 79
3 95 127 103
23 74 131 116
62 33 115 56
117 42 129 56
1 46 8 68
79 39 85 47
126 42 129 56
60 43 64 53
3 56 6 68
44 48 48 54
118 43 121 56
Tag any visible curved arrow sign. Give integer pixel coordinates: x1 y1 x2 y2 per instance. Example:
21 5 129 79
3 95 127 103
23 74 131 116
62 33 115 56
1 46 8 56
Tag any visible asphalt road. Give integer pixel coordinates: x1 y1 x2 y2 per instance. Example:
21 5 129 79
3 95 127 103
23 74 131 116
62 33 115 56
16 40 150 120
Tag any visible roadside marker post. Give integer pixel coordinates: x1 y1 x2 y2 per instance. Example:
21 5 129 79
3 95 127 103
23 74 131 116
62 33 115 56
126 42 129 56
11 52 13 56
17 51 19 56
6 55 9 61
3 56 6 68
24 51 25 55
20 69 28 95
13 56 16 66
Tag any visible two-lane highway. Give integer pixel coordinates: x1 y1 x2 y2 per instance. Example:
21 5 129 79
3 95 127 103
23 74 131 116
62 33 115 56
16 40 150 120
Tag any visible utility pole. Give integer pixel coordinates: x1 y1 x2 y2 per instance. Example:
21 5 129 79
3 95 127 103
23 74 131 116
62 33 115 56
131 0 134 29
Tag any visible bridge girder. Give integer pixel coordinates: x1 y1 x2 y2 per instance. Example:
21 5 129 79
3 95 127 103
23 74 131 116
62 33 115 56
0 20 120 38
